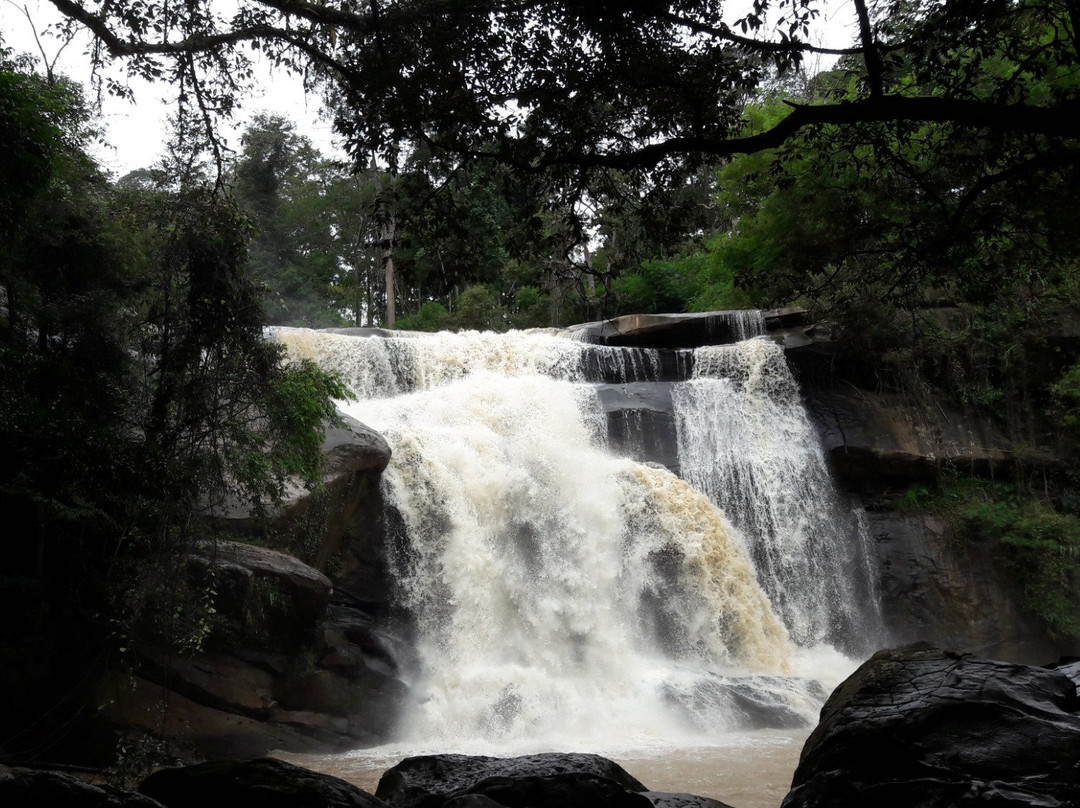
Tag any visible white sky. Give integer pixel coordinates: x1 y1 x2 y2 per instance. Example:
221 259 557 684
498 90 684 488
0 0 858 176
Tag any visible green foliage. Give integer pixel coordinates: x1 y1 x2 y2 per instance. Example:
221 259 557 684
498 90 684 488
613 243 762 315
454 284 505 331
966 497 1080 638
230 115 352 327
509 286 549 328
1051 361 1080 438
396 301 453 332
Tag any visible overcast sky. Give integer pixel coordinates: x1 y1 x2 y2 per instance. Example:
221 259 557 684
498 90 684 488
1 0 858 177
1 0 343 175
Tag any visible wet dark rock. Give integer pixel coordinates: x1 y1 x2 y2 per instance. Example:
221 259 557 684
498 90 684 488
455 773 652 808
375 754 647 808
374 753 737 808
0 766 165 808
97 670 354 758
139 757 387 808
595 382 680 472
440 797 506 808
864 511 1071 663
206 413 391 571
781 643 1080 808
191 540 332 629
102 540 410 755
640 793 735 808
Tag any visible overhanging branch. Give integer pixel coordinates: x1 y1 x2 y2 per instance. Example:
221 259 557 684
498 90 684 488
538 96 1080 169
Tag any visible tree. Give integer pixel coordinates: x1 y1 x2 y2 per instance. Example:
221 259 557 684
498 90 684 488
43 0 1080 335
1 57 347 761
43 0 1080 172
231 114 351 326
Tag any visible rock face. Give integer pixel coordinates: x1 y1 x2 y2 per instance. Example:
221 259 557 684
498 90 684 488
139 758 386 808
208 413 391 569
781 643 1080 808
103 453 409 758
596 382 680 473
564 308 807 349
792 334 1074 662
374 754 733 808
192 539 333 628
865 511 1068 662
805 386 1014 485
661 674 827 731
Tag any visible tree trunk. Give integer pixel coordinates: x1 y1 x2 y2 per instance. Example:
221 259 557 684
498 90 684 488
384 242 396 328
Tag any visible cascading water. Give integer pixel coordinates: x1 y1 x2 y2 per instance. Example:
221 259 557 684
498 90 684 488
272 319 879 756
674 338 881 650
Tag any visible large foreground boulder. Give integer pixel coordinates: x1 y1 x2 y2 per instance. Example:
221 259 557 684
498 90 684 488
375 754 734 808
139 758 386 808
781 643 1080 808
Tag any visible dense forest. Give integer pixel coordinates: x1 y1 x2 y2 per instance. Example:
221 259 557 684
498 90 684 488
3 0 1080 773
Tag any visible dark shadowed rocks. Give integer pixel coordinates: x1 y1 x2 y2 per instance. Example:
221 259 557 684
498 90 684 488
0 766 166 808
374 753 734 808
375 753 647 808
863 511 1070 663
804 386 1014 485
781 643 1080 808
139 758 387 808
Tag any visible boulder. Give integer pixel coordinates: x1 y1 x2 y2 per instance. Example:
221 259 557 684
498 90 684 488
207 413 391 571
781 643 1080 808
137 650 277 718
640 795 734 808
374 754 647 808
661 673 827 731
190 539 332 630
97 672 354 758
0 765 166 808
274 666 406 744
374 754 736 808
139 757 386 808
449 773 652 808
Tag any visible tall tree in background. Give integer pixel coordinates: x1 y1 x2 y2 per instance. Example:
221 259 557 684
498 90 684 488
231 114 348 326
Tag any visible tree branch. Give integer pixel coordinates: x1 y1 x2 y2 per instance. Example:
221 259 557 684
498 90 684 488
533 96 1080 169
45 0 330 57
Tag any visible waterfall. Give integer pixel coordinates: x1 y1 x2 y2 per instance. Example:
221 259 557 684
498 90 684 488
674 339 880 650
272 323 878 748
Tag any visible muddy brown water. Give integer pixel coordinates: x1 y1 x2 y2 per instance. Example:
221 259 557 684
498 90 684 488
276 728 808 808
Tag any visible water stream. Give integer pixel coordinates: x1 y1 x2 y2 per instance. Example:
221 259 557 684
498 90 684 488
273 320 880 802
